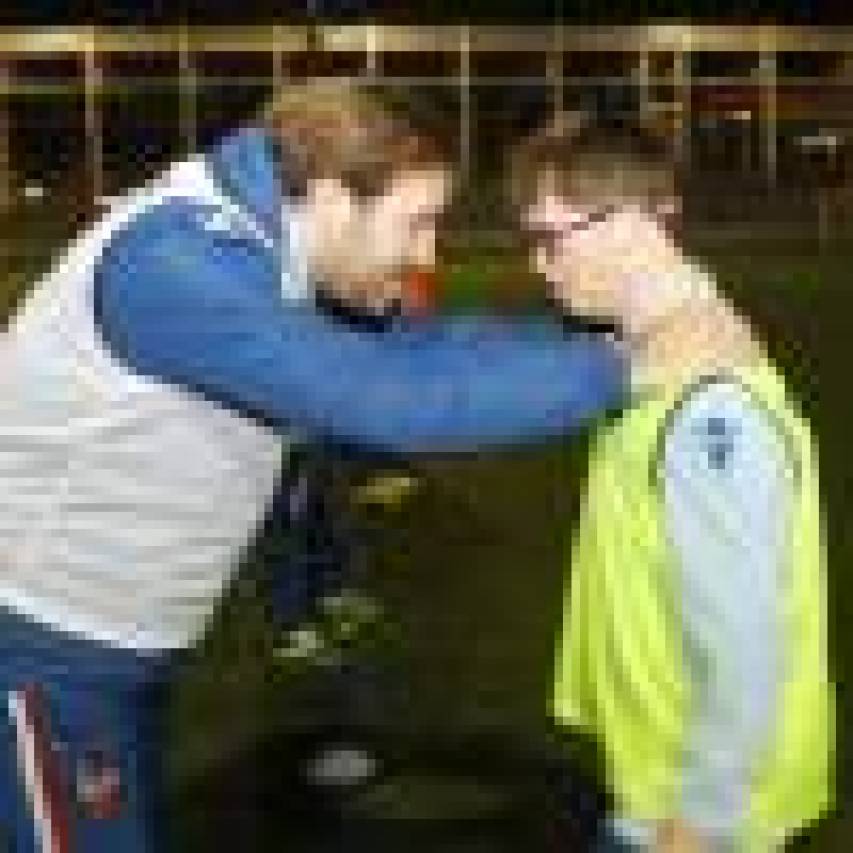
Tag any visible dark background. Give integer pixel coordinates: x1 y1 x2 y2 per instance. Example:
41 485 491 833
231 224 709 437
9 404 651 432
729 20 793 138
0 19 841 851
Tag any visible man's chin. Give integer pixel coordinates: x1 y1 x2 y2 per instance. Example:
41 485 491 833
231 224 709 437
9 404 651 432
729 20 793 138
323 280 400 312
544 293 619 335
364 292 404 317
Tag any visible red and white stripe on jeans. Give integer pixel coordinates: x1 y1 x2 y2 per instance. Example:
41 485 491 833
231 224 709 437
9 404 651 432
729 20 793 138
9 683 72 853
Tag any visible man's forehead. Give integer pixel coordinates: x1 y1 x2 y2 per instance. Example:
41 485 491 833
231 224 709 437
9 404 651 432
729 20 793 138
383 167 450 205
394 166 449 189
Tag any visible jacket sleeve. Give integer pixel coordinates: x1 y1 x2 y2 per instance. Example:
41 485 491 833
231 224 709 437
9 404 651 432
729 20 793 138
662 380 791 842
95 203 626 455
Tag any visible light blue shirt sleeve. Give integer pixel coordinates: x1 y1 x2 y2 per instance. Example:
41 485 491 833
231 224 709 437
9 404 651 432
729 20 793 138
662 380 792 845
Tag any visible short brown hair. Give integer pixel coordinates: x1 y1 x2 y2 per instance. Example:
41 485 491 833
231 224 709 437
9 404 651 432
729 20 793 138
260 80 450 199
510 111 680 213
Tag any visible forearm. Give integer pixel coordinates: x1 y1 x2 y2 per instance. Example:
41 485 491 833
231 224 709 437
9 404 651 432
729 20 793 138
97 210 627 454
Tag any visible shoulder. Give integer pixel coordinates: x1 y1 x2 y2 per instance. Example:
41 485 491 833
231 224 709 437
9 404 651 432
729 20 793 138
661 377 794 559
97 194 276 300
663 376 789 481
99 153 275 270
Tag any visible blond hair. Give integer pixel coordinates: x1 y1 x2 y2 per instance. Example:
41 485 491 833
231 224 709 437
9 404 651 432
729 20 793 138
259 79 448 199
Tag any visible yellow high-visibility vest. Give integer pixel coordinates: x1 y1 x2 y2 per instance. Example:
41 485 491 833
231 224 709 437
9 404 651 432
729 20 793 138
551 354 834 851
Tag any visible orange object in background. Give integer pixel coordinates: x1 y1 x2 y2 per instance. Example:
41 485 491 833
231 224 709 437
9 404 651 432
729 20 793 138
402 268 440 316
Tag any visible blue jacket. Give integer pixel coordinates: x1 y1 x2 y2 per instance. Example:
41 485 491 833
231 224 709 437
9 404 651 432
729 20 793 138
95 125 626 456
90 124 627 630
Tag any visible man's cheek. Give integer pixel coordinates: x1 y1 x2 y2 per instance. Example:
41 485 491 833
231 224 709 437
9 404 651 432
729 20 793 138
571 226 603 252
360 220 397 269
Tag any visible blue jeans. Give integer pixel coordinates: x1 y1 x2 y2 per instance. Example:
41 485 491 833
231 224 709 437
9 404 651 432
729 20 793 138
0 605 177 853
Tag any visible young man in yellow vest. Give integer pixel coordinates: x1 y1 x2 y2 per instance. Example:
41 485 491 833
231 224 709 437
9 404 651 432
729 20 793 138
513 116 833 852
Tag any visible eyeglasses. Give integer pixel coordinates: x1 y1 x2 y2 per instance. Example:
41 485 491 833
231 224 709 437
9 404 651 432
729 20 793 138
524 203 618 256
566 204 618 233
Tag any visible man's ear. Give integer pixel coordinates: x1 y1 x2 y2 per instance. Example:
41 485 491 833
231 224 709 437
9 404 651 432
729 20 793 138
654 195 680 220
654 196 681 236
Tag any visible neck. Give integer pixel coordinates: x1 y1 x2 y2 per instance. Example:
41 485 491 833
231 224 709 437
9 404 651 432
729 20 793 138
618 238 704 342
621 260 758 394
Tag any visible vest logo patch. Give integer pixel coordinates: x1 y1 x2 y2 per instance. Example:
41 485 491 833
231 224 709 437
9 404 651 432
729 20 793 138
702 417 736 471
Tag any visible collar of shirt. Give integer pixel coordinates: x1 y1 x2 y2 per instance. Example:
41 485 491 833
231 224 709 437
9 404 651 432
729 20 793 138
281 200 312 303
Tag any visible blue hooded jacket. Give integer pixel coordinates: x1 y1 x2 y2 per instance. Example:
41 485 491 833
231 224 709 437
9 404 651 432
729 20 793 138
90 124 626 627
95 125 626 456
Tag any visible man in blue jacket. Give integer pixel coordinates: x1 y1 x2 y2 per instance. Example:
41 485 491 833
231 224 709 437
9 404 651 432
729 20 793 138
0 81 624 851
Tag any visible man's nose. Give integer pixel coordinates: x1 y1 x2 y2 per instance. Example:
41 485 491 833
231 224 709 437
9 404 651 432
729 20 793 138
411 231 436 268
536 244 558 279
